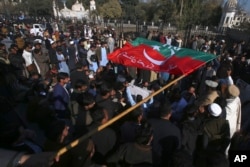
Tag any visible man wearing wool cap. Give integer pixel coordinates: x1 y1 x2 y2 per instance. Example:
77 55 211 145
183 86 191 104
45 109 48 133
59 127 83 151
195 78 220 110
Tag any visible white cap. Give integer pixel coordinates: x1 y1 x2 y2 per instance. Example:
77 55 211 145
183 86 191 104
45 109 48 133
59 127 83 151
205 80 218 88
69 41 74 45
34 39 42 44
50 40 55 45
208 103 222 117
228 57 233 61
109 34 112 37
89 74 94 79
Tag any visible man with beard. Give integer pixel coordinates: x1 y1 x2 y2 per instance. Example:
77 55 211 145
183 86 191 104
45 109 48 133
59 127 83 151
33 40 50 79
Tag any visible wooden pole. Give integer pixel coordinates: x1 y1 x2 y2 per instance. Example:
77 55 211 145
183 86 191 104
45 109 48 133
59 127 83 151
56 74 186 157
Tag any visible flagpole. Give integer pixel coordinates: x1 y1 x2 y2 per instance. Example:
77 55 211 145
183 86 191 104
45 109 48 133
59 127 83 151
56 74 186 158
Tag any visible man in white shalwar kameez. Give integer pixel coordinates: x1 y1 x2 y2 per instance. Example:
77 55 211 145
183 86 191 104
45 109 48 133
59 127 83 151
225 84 241 138
22 43 40 75
96 42 109 67
87 45 98 72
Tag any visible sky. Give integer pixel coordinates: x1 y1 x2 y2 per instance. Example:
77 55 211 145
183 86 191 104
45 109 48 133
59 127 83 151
240 0 250 13
237 0 250 13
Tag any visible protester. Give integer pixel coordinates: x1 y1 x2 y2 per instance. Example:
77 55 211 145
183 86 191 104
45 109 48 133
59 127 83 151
33 46 50 79
107 122 153 166
149 103 181 167
53 72 71 119
56 47 69 74
87 44 98 72
0 15 249 167
225 84 241 138
22 42 40 75
195 103 230 167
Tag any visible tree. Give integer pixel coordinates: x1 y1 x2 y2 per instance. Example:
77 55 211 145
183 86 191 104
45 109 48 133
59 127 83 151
134 3 148 22
238 20 250 32
0 0 15 17
17 0 53 16
155 0 176 27
174 0 222 29
121 0 139 6
118 0 139 21
199 0 222 26
145 0 176 25
99 0 122 19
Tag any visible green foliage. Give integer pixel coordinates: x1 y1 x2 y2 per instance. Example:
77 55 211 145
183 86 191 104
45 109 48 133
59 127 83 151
99 0 122 19
143 0 177 25
155 0 176 23
238 21 250 32
121 0 139 6
17 0 53 16
3 0 225 30
119 0 139 21
134 3 148 21
174 0 222 29
182 0 202 25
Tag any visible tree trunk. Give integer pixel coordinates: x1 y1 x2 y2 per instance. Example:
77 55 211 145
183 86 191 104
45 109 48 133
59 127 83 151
180 0 184 17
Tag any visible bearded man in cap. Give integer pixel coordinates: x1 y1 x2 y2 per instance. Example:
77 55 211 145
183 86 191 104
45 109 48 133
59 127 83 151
33 41 50 79
195 103 230 167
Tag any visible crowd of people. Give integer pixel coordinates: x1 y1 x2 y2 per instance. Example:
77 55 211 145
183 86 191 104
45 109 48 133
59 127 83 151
0 18 250 167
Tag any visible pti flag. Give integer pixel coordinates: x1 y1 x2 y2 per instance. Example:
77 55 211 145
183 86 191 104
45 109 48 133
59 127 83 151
108 37 216 75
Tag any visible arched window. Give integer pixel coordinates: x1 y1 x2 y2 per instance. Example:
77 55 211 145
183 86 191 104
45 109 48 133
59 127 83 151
225 17 229 24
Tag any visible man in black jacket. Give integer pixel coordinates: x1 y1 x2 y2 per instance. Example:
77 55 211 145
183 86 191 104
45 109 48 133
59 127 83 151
48 41 59 70
149 103 181 167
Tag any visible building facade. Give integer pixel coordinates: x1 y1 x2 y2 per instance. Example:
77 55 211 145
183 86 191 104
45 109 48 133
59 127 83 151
53 0 96 20
219 0 250 31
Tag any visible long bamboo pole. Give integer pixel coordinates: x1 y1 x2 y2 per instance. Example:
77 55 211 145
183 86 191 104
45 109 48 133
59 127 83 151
56 74 186 157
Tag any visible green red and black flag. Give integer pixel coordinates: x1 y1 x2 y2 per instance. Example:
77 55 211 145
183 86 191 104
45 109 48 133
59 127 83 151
108 37 216 75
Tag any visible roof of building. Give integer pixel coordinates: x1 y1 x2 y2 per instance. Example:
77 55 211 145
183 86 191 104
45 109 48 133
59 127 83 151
224 0 238 12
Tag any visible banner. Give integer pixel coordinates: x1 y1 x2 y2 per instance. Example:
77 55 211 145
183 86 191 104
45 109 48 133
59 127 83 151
108 37 216 75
